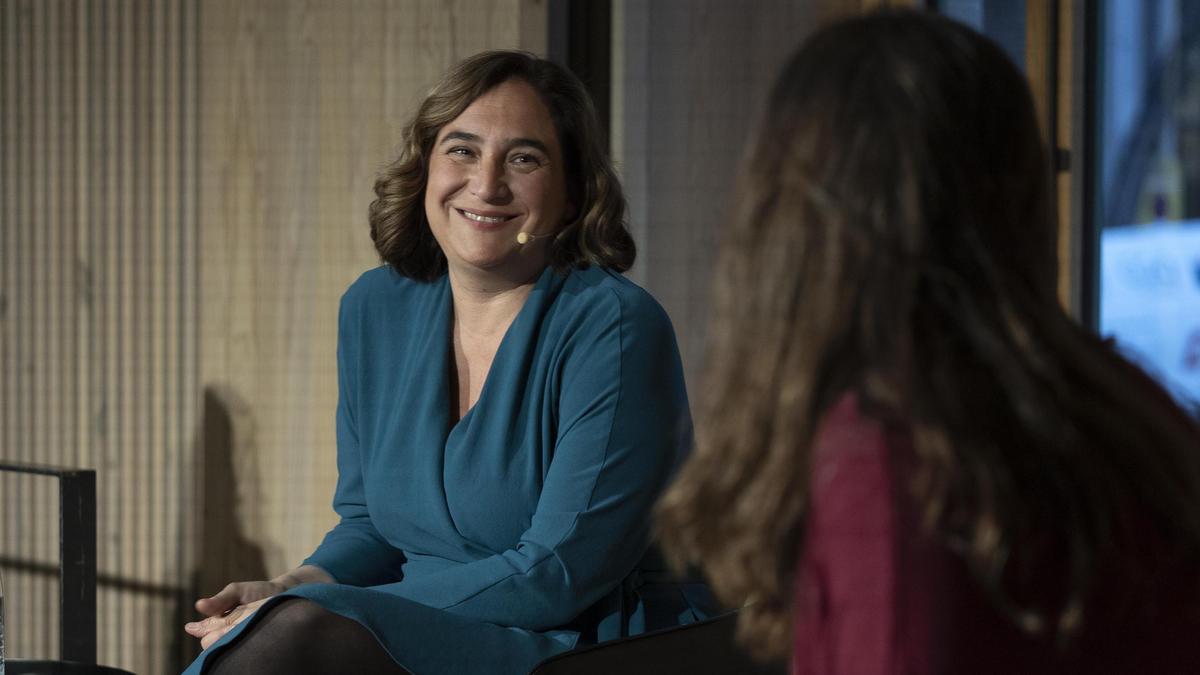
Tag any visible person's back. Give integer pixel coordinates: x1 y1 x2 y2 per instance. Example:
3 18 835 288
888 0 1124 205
658 9 1200 674
797 388 1200 674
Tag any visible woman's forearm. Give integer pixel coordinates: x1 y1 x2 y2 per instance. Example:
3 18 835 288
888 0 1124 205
272 564 336 589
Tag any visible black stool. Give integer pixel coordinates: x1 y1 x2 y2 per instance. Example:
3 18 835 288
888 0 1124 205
530 611 786 675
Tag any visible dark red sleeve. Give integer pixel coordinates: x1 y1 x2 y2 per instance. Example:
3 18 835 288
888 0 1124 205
792 396 925 675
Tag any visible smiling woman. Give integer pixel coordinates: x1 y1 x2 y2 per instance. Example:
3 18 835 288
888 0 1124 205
423 80 571 281
180 50 715 675
370 51 634 282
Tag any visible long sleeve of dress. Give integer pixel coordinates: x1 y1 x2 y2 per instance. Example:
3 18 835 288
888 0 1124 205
379 286 690 630
303 293 408 587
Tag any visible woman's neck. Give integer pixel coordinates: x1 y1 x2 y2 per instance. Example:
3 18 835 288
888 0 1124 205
447 264 543 339
446 265 543 420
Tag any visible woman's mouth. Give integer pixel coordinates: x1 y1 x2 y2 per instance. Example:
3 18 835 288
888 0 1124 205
457 208 515 225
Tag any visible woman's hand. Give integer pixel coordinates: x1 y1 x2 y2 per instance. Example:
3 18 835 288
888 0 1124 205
193 579 288 620
184 566 334 650
185 596 270 650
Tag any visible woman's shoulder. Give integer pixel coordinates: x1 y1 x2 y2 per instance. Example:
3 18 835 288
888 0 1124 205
812 395 894 463
340 265 444 313
556 265 674 332
808 394 899 508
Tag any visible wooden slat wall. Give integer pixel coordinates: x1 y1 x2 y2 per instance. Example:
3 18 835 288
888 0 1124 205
1025 0 1081 314
1 1 199 673
3 0 545 672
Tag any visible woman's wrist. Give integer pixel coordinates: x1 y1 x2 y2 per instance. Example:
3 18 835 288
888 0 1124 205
271 565 335 590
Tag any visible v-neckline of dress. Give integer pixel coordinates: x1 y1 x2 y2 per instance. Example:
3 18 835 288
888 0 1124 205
442 267 552 436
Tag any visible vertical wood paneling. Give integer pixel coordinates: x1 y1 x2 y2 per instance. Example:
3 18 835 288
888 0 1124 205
0 0 11 641
1056 2 1077 313
1 1 198 672
1026 0 1079 311
3 0 545 671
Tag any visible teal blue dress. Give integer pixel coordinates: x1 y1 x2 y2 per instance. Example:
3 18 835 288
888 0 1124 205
183 264 714 674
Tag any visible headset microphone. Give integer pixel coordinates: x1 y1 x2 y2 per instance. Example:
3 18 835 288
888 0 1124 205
516 231 550 245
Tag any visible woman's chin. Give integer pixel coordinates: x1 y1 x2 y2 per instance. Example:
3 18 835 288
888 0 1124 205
449 248 545 278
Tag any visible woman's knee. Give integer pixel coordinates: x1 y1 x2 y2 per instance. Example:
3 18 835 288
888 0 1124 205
205 599 330 674
261 598 342 639
208 597 407 674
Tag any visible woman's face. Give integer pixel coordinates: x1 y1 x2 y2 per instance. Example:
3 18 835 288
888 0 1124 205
424 78 570 278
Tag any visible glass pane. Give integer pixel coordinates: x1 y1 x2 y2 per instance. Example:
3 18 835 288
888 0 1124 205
938 0 1026 71
1095 0 1200 408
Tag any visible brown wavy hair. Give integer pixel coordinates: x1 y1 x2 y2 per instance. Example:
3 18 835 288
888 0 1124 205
368 50 633 280
657 10 1200 658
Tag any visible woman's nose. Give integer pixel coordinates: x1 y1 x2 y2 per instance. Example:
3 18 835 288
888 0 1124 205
470 160 511 203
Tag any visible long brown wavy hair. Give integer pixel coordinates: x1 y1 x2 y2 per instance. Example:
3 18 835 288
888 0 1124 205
657 10 1200 658
369 50 634 280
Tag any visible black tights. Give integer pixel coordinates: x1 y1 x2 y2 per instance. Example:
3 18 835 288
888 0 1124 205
205 598 411 675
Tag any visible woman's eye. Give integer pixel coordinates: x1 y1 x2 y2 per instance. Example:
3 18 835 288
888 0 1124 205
510 154 542 167
447 147 474 158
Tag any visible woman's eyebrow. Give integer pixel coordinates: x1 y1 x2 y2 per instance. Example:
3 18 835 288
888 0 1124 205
440 130 481 145
506 137 551 155
439 130 550 155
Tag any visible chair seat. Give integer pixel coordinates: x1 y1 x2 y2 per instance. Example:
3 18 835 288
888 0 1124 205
529 611 787 675
4 659 135 675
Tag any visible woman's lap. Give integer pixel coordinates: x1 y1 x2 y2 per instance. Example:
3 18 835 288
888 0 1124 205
204 598 410 674
184 584 574 675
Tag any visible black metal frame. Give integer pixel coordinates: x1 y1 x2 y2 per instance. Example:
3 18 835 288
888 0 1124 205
0 462 97 665
528 611 786 675
1076 0 1099 329
547 0 613 144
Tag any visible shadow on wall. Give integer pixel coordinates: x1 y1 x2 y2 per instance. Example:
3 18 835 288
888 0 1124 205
178 386 271 665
